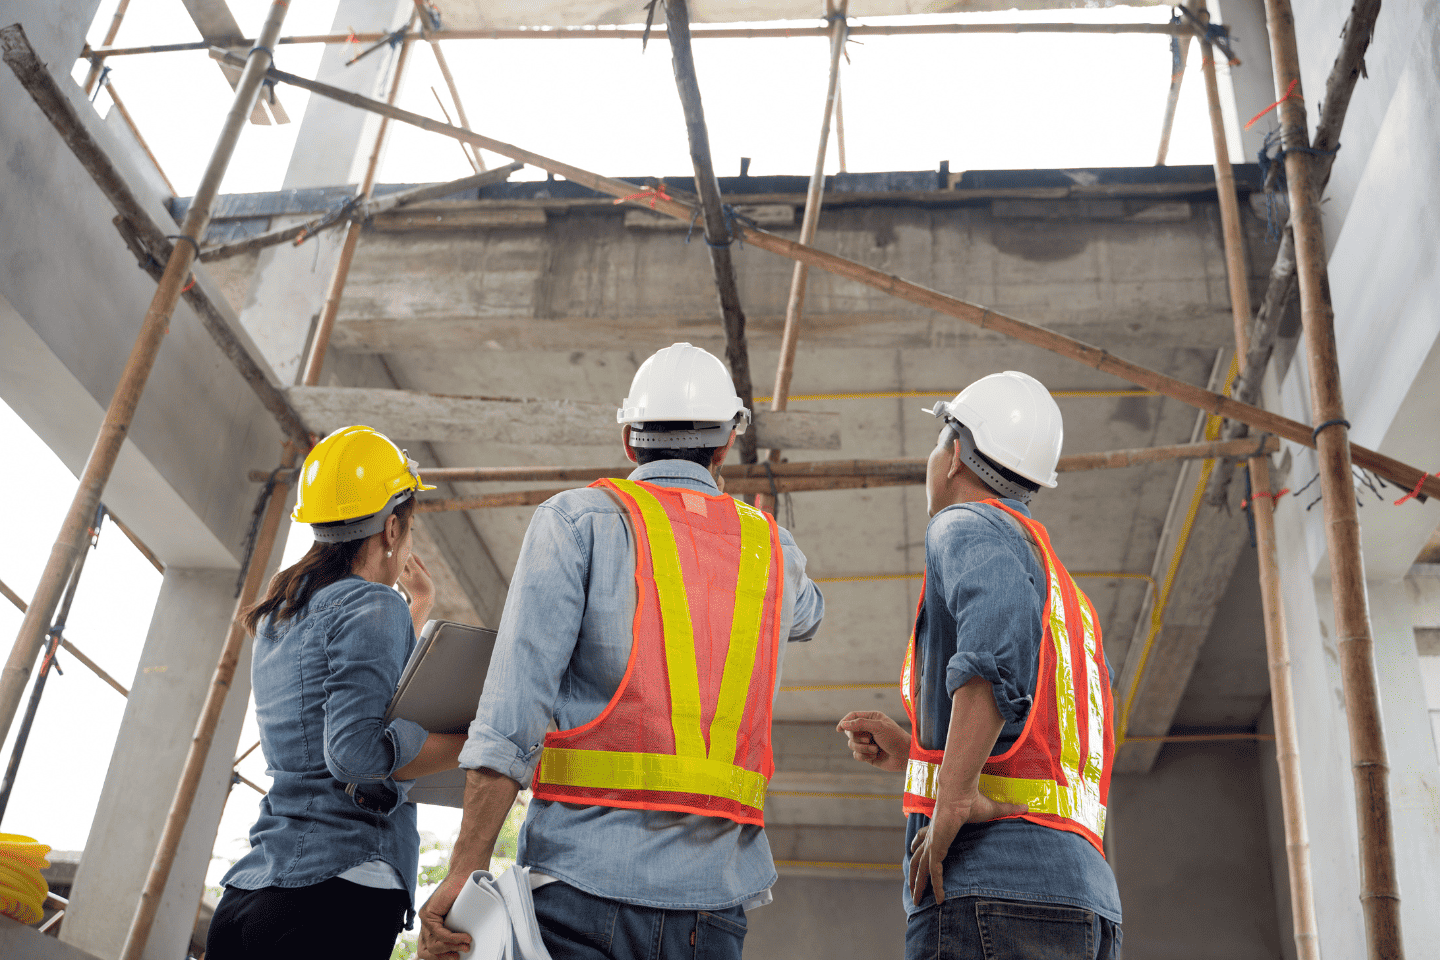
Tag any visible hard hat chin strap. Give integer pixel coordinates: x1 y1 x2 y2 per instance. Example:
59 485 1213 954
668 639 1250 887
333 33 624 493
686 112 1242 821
948 423 1035 504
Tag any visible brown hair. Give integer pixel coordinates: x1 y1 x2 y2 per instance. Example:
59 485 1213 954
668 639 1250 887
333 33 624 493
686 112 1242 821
243 496 416 635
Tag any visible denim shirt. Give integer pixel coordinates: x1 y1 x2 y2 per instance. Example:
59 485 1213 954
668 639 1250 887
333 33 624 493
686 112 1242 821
222 576 430 906
903 500 1122 924
460 460 825 910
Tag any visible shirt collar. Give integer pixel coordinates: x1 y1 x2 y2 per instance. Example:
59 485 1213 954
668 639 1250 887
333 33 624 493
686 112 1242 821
628 459 722 494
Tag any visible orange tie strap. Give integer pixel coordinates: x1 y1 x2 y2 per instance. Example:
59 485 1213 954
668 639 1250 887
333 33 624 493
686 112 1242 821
1394 472 1433 506
1246 78 1300 130
614 182 673 209
1241 488 1289 510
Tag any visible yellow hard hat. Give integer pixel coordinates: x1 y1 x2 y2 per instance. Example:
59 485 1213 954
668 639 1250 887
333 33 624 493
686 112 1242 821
292 426 436 542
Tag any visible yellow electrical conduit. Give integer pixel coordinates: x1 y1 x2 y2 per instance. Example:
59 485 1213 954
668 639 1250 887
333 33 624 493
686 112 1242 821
754 388 1157 404
1117 359 1241 745
0 833 50 925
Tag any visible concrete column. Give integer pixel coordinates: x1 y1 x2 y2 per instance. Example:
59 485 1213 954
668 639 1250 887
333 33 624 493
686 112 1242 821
1364 579 1440 951
60 568 256 960
237 0 413 385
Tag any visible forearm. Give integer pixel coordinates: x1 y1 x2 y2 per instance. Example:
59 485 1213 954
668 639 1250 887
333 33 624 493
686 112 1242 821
447 767 522 880
394 732 466 781
933 676 1005 816
410 597 433 639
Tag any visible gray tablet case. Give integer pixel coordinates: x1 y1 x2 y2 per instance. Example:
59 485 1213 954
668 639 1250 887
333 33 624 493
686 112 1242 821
386 619 498 807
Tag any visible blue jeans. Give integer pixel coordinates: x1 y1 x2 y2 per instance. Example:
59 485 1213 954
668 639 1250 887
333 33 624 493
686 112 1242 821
533 883 747 960
907 896 1121 960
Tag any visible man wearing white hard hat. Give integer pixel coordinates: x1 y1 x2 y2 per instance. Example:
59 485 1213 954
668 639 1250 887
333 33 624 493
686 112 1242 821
418 343 825 960
837 371 1121 959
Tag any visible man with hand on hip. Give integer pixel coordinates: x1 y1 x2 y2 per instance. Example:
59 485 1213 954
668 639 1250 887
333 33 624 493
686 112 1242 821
418 343 824 960
838 371 1120 960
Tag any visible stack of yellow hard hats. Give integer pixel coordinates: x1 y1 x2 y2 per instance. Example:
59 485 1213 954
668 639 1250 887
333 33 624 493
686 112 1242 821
0 833 49 925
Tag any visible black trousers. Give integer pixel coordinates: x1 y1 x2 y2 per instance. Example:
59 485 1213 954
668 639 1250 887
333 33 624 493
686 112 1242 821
206 876 409 960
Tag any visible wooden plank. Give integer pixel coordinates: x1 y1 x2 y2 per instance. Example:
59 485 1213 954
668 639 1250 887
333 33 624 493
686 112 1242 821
286 386 841 450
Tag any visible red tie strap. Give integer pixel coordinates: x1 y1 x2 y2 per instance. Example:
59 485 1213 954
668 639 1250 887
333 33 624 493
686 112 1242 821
1394 472 1434 506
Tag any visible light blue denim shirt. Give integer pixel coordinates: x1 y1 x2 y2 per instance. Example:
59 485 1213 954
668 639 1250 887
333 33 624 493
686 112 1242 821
903 500 1122 923
222 576 430 906
460 460 825 910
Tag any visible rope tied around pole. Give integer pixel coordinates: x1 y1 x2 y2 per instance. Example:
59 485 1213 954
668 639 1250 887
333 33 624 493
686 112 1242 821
1174 3 1238 64
89 63 112 103
1311 417 1350 441
166 234 200 257
235 466 284 598
1241 488 1290 511
1246 78 1300 130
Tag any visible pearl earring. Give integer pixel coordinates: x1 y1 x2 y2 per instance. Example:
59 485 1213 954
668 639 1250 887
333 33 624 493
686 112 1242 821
386 550 393 558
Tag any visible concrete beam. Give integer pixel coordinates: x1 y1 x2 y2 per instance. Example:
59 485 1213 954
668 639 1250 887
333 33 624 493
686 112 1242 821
286 386 843 450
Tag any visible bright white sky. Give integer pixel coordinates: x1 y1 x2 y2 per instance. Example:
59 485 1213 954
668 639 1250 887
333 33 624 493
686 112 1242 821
1 0 1237 907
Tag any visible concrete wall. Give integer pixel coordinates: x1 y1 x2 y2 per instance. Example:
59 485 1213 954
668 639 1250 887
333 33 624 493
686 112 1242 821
1111 743 1284 960
746 877 905 960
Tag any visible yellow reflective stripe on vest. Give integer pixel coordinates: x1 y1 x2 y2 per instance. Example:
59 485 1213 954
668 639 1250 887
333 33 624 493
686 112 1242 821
1078 596 1107 788
904 759 1107 837
707 499 772 765
609 479 705 759
1036 533 1083 780
541 748 768 810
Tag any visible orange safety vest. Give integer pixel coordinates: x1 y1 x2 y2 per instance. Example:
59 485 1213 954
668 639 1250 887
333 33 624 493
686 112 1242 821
531 478 785 826
900 500 1114 856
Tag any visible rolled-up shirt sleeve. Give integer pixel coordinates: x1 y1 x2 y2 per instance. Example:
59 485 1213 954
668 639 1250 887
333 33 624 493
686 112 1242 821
780 527 824 643
929 507 1042 725
460 502 588 786
321 584 427 810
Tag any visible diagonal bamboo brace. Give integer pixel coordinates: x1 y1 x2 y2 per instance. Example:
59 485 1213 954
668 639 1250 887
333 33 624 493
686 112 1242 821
209 49 1440 504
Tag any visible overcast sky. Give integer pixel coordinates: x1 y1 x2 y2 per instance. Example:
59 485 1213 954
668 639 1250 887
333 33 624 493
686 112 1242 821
1 0 1242 895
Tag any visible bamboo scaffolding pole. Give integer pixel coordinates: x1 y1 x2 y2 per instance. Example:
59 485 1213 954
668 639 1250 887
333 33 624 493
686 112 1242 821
118 446 296 960
430 86 479 172
834 77 847 173
415 0 485 172
0 8 291 751
196 162 523 262
3 29 311 446
229 55 1440 502
250 437 1280 487
404 438 1284 511
1263 3 1401 957
82 0 133 94
0 505 101 822
89 20 1192 59
1197 5 1319 955
758 0 847 514
1223 0 1381 414
662 0 758 465
95 79 176 195
0 570 132 698
1155 23 1191 164
301 18 416 387
105 510 164 573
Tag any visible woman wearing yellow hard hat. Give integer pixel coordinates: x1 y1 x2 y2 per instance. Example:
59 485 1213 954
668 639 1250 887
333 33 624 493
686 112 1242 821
206 426 465 960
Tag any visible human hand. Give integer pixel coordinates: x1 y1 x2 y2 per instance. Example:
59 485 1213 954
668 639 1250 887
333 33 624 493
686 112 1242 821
417 871 472 960
907 790 1028 905
400 552 435 605
835 711 911 773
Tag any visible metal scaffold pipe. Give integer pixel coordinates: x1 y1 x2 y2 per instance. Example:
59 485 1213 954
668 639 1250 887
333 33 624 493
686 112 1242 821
0 1 290 752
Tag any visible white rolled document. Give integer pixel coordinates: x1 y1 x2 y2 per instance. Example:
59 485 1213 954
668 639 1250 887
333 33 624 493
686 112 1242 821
444 865 554 960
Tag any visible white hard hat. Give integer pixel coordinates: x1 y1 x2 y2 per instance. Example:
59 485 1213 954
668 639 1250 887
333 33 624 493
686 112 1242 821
618 343 751 448
924 371 1063 499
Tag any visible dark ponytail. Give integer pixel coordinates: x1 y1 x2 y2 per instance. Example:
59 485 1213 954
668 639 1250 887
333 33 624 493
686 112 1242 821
243 496 416 635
